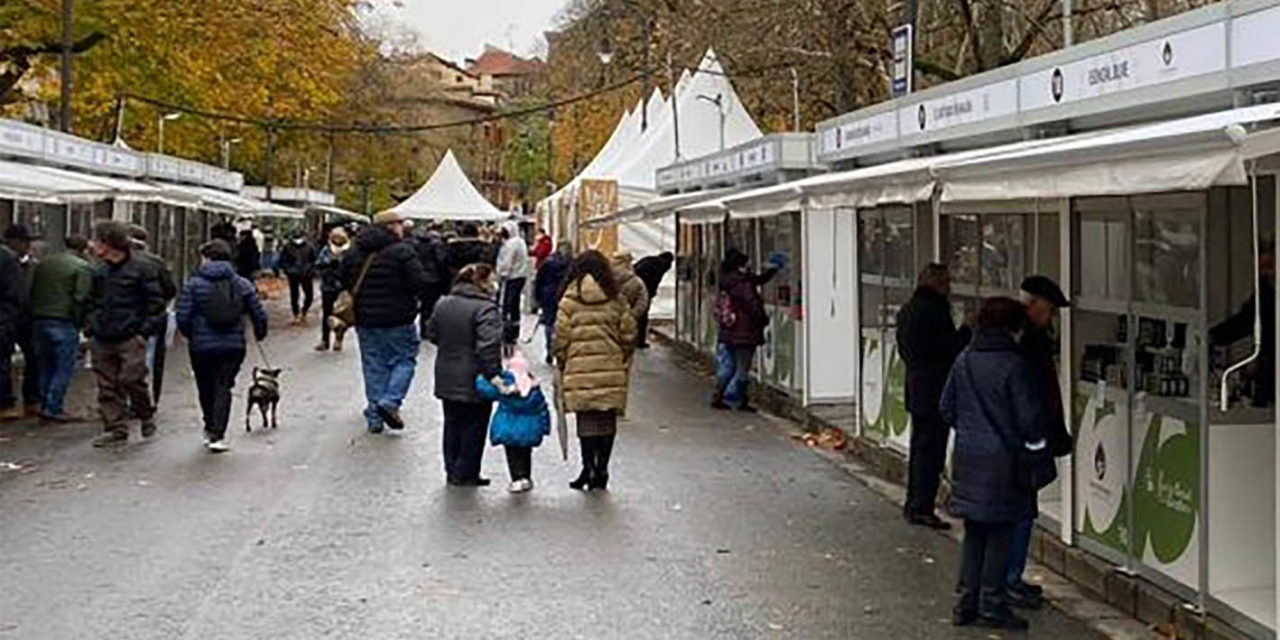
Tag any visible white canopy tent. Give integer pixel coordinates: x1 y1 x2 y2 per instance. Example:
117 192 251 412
387 149 506 221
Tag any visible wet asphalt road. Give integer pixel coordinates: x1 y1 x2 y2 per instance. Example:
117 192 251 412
0 302 1099 639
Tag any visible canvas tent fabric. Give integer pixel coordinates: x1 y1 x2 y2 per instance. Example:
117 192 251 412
387 149 505 221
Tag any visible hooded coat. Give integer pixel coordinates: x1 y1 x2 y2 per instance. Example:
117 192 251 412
175 261 268 354
610 253 649 322
554 275 638 414
425 282 503 403
718 270 770 347
340 225 428 328
940 328 1045 524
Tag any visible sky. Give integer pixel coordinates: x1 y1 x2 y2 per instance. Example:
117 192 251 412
367 0 569 63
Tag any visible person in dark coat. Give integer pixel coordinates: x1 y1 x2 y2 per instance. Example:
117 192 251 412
0 224 38 421
425 263 504 487
235 230 261 281
278 230 318 326
0 235 29 422
314 227 352 352
1006 275 1073 608
633 251 674 349
86 221 165 448
411 223 450 338
341 211 429 434
128 225 177 408
712 248 777 412
895 263 969 530
534 245 571 364
1210 239 1275 407
447 223 492 281
175 240 268 452
940 297 1046 632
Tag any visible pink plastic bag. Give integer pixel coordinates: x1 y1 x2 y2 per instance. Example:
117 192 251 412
503 350 538 396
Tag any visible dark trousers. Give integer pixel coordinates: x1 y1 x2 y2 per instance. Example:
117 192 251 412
1 324 40 410
320 290 340 345
905 411 948 517
958 520 1015 614
149 332 167 406
637 311 651 347
92 336 152 433
191 349 245 441
418 282 443 338
442 400 491 482
1006 518 1035 588
505 445 532 481
500 277 525 344
287 275 314 317
579 434 615 477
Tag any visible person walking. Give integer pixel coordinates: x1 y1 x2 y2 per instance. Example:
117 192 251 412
0 224 38 421
128 225 177 407
86 221 165 448
895 263 969 530
314 227 352 352
342 211 428 434
278 230 317 326
411 223 450 338
632 251 674 349
711 248 777 412
534 244 571 364
940 296 1049 631
175 240 269 452
478 352 550 493
235 229 262 281
495 223 531 348
1004 275 1073 608
448 223 491 282
0 232 30 422
530 228 552 272
554 250 638 491
425 263 504 487
28 235 92 423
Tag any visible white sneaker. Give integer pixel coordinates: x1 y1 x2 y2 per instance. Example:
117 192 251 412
509 478 533 493
206 439 230 453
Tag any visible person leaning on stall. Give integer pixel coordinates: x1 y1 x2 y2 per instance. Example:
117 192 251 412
28 235 93 423
554 250 638 492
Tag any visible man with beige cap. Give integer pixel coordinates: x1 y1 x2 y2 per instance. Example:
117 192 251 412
340 211 429 434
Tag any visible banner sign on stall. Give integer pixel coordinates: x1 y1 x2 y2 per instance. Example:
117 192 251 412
891 24 913 98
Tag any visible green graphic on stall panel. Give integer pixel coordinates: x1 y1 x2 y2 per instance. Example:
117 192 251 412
860 334 886 438
859 334 911 443
1132 411 1199 587
1074 388 1130 553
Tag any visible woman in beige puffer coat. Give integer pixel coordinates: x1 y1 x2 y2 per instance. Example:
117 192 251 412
554 250 637 491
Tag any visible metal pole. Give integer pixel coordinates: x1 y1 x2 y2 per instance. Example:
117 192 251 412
265 127 275 201
59 0 73 133
719 99 725 152
157 116 164 153
670 49 680 160
326 132 336 192
791 68 800 132
1063 0 1074 47
641 17 651 132
112 96 125 143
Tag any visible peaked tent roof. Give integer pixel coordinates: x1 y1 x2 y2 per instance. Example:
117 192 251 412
388 150 505 221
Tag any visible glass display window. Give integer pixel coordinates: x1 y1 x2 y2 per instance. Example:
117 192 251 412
676 222 700 345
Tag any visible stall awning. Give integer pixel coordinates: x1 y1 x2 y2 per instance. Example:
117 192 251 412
309 204 368 222
0 160 188 205
934 103 1280 202
582 187 745 229
675 199 728 225
160 183 303 218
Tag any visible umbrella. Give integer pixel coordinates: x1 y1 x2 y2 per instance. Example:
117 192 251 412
552 368 569 461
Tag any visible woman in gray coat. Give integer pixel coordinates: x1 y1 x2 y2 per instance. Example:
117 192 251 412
425 264 504 487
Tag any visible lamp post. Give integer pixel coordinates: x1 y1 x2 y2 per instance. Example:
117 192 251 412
157 112 182 154
59 0 73 133
596 0 653 132
220 137 241 169
697 93 725 151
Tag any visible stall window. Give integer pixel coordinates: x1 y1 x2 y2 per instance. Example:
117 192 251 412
857 206 917 449
676 222 700 345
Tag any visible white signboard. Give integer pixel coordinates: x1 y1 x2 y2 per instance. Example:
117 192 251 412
0 121 44 156
1231 3 1280 68
1021 21 1226 112
898 78 1018 137
834 110 898 152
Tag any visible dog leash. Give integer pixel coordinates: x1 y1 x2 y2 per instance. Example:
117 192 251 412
253 336 274 369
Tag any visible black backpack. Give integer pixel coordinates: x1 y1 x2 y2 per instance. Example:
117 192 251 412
203 279 245 331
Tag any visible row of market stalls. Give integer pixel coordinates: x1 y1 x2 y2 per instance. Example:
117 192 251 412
0 117 362 285
559 1 1280 636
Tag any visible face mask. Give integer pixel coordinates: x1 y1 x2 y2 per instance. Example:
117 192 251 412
293 238 304 245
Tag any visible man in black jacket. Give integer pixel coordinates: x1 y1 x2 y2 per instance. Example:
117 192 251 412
447 223 491 282
633 251 673 349
87 221 165 448
0 225 38 421
0 238 28 421
411 223 450 337
128 225 178 407
342 211 429 434
895 263 968 530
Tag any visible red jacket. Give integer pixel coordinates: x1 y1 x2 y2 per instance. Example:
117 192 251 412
717 269 774 346
531 236 552 270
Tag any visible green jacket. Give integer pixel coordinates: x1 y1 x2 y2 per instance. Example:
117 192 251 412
30 251 93 326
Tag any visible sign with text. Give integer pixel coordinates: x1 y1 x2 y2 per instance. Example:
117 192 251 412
898 79 1018 137
891 25 913 98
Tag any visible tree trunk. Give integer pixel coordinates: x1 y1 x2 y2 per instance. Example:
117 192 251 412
977 0 1005 71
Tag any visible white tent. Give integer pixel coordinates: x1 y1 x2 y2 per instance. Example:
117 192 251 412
388 149 505 221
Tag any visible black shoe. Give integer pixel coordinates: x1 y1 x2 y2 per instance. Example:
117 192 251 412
1007 584 1044 610
951 608 977 627
569 469 591 491
637 342 651 349
1013 581 1043 597
375 405 405 431
588 473 609 491
451 477 490 487
140 420 158 439
905 512 953 530
736 403 758 413
976 610 1029 631
92 430 128 448
710 400 730 410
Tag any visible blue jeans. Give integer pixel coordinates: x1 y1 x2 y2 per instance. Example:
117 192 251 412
355 324 420 431
33 319 79 415
714 343 754 405
1006 518 1034 588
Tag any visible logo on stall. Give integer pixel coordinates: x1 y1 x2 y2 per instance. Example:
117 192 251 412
917 104 927 131
1093 444 1108 481
1161 41 1174 66
1051 68 1065 103
835 127 843 149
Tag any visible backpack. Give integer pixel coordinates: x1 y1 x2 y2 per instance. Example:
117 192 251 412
715 290 737 328
203 279 245 331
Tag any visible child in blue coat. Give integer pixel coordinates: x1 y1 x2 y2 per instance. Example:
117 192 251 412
476 369 550 493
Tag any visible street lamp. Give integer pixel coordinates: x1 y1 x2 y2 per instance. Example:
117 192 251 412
595 1 652 132
157 112 182 154
221 137 241 170
697 93 726 152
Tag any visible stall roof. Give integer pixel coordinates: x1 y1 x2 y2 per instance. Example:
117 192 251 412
163 183 303 217
386 149 505 221
934 102 1280 202
582 186 747 229
0 159 192 205
308 204 369 222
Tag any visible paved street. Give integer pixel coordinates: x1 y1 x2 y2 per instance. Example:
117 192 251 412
0 303 1098 639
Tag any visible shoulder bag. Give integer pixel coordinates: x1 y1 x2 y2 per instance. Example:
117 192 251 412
330 253 377 330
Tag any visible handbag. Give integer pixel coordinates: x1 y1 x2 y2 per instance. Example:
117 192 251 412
962 354 1058 492
330 253 377 331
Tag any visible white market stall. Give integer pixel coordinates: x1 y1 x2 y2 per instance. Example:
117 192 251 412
387 149 506 222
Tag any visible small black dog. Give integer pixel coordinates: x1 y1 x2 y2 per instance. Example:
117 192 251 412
246 367 282 432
